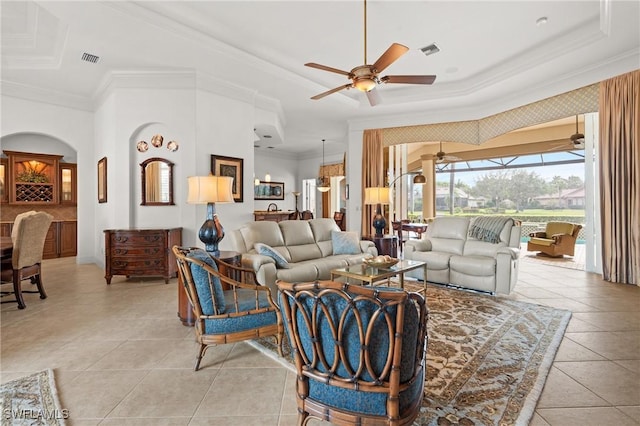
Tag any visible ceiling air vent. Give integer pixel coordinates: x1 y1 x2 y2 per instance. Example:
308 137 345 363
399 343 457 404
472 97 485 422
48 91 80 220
81 52 100 63
420 43 440 57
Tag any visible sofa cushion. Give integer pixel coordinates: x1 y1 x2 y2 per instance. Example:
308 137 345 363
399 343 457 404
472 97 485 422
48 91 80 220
463 240 506 257
450 255 496 277
240 221 285 251
279 220 317 246
426 217 469 255
546 222 574 236
332 231 361 255
409 250 452 271
309 218 341 242
277 221 324 262
255 243 290 269
275 262 319 282
529 237 555 247
187 249 225 314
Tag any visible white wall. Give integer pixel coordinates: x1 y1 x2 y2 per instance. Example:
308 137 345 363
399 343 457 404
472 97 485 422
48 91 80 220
254 150 299 213
0 95 95 263
1 134 77 162
194 89 256 252
1 73 283 265
296 149 345 218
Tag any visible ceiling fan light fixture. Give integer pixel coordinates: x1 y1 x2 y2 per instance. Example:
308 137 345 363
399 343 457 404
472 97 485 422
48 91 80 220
354 78 376 92
317 139 331 192
570 115 585 146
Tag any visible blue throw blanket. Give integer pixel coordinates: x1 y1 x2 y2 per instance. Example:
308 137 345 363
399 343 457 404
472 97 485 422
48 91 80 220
468 216 512 243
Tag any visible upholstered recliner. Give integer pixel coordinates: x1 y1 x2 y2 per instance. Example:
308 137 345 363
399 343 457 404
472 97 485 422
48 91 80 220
1 211 53 309
404 216 521 294
277 280 427 426
527 221 582 257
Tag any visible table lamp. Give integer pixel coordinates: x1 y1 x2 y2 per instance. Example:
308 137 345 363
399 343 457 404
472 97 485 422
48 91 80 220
364 187 390 237
187 175 234 257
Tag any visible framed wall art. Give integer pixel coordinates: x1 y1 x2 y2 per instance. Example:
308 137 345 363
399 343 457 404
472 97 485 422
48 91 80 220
211 155 244 202
254 181 285 200
97 157 107 203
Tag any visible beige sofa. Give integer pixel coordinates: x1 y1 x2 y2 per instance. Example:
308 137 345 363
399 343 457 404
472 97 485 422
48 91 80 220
404 216 521 294
228 218 377 296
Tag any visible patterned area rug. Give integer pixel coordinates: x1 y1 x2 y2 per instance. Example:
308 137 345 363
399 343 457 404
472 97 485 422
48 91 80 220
252 282 571 426
0 369 67 425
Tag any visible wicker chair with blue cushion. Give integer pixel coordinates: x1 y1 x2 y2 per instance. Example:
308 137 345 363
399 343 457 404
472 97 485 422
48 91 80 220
173 246 283 370
277 280 427 426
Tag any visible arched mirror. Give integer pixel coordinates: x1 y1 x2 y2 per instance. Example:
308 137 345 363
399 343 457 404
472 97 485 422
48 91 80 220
140 157 174 205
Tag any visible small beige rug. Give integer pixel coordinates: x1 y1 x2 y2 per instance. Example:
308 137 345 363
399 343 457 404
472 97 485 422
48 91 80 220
0 369 67 426
252 282 571 426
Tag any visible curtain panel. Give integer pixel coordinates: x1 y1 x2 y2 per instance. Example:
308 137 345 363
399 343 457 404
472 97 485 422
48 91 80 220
361 130 385 236
599 70 640 285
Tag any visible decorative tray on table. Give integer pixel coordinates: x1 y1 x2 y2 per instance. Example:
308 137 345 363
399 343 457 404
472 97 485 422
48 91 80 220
363 256 399 268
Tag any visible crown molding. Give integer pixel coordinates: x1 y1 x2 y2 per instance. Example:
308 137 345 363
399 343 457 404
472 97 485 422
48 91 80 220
0 80 93 111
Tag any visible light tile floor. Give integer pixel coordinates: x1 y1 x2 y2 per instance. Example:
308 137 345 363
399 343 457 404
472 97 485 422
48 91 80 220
1 256 638 425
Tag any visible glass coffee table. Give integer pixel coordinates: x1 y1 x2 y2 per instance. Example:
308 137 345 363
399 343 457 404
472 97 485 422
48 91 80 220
330 259 427 294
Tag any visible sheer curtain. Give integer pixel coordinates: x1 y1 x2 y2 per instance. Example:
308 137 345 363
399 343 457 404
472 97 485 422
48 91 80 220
599 70 639 285
361 129 385 236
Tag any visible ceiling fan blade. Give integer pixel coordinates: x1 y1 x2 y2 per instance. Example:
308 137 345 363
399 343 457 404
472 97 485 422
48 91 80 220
366 88 381 106
372 43 409 73
381 75 437 85
305 62 351 76
310 84 352 100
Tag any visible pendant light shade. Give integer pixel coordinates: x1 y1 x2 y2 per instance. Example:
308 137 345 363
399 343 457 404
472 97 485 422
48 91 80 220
317 139 331 192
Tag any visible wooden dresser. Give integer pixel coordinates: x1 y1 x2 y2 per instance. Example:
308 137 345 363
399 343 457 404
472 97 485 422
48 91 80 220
253 210 296 222
104 228 182 284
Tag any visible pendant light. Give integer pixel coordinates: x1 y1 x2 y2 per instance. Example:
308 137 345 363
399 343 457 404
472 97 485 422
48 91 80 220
317 139 331 192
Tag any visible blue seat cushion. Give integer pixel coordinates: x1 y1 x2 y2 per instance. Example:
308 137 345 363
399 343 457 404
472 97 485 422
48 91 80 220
204 289 277 334
187 249 225 314
308 365 424 416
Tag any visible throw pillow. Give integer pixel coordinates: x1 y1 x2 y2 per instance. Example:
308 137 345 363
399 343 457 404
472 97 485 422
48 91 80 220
187 248 225 314
254 243 290 269
332 231 362 255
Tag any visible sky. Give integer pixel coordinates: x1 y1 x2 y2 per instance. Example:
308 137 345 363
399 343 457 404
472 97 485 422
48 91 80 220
435 154 586 187
436 163 586 186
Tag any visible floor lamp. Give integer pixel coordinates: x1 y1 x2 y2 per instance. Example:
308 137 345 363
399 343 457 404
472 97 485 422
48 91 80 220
388 172 427 221
187 175 234 257
364 187 390 237
292 191 301 219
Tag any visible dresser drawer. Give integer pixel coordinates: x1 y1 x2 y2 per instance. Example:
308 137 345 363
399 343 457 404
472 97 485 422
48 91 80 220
110 246 166 257
110 232 165 246
110 258 166 274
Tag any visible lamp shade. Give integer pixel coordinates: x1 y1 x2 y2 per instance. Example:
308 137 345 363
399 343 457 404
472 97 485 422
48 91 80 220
364 187 390 205
187 175 234 204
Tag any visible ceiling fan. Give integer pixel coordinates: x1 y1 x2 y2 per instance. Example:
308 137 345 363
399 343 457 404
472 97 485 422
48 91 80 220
569 115 585 149
305 0 436 106
546 115 585 151
434 141 461 163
